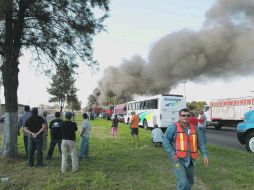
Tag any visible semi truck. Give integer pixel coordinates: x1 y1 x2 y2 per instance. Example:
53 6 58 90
203 96 254 129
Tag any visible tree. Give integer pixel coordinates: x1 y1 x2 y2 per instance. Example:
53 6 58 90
66 86 81 112
187 101 207 115
0 0 109 157
87 94 97 110
47 58 77 113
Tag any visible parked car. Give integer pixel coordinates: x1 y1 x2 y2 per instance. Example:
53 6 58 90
100 112 111 120
111 114 125 122
237 110 254 152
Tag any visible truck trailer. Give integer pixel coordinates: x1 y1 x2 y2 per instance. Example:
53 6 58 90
204 96 254 129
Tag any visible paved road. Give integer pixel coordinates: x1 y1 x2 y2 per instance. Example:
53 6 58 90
206 126 246 151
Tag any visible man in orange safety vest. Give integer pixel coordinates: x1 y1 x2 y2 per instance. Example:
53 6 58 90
163 108 208 190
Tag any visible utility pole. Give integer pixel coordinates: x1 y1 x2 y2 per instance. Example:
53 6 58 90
181 81 187 101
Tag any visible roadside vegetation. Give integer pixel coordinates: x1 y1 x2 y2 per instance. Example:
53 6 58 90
0 114 254 190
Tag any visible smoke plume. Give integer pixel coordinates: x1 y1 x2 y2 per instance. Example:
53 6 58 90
97 0 254 103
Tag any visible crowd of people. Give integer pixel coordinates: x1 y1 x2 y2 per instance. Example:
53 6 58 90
18 106 91 173
18 106 208 189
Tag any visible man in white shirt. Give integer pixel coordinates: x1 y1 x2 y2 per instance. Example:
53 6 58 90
152 124 163 146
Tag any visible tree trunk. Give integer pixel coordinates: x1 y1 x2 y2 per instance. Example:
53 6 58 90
1 0 19 157
3 112 18 157
2 47 19 158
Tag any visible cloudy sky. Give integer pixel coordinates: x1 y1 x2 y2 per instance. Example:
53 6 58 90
15 0 254 107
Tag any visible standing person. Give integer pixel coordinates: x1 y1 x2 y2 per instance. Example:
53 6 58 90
130 111 140 143
79 113 91 158
151 124 163 146
47 111 63 160
163 108 209 190
42 111 48 151
24 107 46 167
111 115 119 137
61 112 78 173
189 112 198 127
18 105 32 158
197 111 207 143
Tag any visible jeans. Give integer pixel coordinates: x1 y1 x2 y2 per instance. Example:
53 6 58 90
172 159 194 190
28 135 43 166
80 136 89 158
23 135 28 157
47 139 62 159
43 133 48 151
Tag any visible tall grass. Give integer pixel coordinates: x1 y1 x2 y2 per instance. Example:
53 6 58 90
0 115 254 190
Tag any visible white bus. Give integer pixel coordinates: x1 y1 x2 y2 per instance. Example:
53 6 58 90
124 94 186 129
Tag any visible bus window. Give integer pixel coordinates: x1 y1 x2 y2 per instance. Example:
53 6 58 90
135 102 138 110
151 99 158 109
140 101 144 110
129 103 133 111
146 100 151 109
137 102 140 110
155 99 158 109
143 101 147 110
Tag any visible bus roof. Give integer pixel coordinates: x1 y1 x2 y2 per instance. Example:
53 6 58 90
127 94 184 104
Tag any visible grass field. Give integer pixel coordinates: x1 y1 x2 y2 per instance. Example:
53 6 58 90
0 115 254 190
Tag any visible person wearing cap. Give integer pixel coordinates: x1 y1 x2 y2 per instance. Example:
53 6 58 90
163 108 208 190
24 107 47 167
47 111 63 160
130 111 140 143
61 111 78 173
18 105 32 158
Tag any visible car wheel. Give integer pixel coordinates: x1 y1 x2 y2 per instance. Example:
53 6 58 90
245 132 254 153
143 120 148 130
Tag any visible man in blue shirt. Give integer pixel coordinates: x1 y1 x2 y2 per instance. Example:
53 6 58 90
18 105 32 158
163 108 209 190
79 113 91 158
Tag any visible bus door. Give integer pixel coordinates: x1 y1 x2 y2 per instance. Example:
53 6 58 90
160 97 186 127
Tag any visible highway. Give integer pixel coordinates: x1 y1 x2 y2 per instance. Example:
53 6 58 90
206 126 246 151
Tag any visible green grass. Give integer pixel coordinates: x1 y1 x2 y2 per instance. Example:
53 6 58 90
0 115 254 190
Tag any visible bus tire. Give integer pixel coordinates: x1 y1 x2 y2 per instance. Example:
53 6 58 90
143 120 148 130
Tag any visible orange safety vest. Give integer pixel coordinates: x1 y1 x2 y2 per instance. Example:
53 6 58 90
175 121 198 160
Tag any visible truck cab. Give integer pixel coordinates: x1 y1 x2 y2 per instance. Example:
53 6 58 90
237 110 254 152
203 105 222 129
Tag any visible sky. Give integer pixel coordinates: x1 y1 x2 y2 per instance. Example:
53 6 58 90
11 0 254 107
